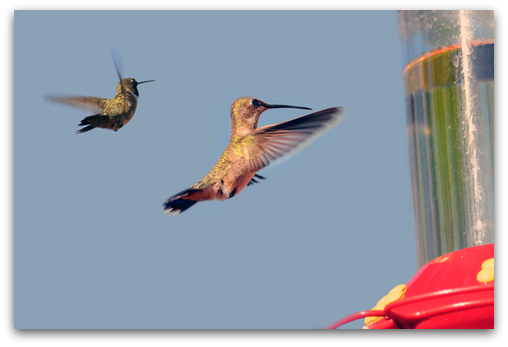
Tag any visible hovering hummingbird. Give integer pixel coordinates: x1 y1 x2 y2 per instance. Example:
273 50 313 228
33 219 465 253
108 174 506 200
162 97 345 215
43 45 154 134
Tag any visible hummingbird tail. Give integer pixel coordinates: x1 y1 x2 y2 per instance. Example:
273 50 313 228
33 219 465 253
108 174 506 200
77 114 119 133
76 125 96 134
162 188 201 216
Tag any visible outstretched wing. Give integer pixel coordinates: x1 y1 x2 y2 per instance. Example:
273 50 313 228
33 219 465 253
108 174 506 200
240 107 345 172
43 94 110 114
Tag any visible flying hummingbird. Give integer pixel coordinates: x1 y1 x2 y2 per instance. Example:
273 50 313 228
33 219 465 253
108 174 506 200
162 97 345 215
43 45 154 134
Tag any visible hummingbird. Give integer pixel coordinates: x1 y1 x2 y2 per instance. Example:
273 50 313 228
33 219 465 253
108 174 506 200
162 97 345 215
43 45 154 134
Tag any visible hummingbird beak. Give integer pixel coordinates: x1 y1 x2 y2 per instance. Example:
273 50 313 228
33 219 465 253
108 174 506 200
137 80 155 85
262 102 312 111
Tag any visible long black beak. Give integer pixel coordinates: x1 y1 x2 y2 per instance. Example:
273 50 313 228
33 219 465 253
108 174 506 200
137 80 155 85
263 102 312 111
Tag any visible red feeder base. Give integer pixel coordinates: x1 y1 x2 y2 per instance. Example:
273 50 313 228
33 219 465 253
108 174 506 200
324 244 494 329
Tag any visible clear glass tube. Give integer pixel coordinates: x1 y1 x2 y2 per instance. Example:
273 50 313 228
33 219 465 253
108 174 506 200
398 11 494 268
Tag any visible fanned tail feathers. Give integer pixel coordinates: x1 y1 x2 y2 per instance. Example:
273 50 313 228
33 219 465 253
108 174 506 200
162 187 201 215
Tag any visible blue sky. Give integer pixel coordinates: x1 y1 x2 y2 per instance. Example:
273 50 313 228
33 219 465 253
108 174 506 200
15 10 418 329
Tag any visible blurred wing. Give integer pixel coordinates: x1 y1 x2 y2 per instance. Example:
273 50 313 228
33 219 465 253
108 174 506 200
43 94 110 114
109 44 124 82
240 107 346 172
109 44 128 98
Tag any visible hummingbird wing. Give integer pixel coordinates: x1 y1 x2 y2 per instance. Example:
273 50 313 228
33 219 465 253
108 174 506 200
109 44 130 96
240 107 345 172
109 44 125 82
247 174 266 186
43 94 110 114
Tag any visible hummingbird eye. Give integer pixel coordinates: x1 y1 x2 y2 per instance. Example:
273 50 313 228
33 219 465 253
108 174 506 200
252 99 261 108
